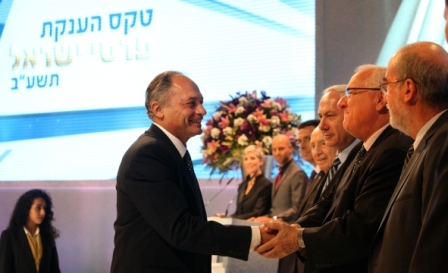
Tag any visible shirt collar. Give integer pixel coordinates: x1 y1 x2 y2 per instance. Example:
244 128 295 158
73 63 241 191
363 123 389 151
337 138 360 164
413 109 448 149
313 165 321 173
153 122 187 157
24 226 40 237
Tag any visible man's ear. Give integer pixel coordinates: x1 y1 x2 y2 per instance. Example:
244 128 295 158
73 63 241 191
151 101 164 119
376 91 388 112
403 78 418 105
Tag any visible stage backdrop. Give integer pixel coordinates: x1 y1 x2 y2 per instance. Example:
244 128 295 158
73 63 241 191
0 0 316 181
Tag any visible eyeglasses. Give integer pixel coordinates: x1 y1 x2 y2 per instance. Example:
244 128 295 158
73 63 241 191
344 87 381 97
379 80 404 93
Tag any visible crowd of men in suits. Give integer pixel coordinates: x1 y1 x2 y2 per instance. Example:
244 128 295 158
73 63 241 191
256 42 448 273
110 4 448 272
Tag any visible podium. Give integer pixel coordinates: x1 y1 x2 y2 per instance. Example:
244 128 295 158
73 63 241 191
209 217 278 273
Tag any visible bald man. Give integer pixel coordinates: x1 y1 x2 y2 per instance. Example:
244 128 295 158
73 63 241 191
369 42 448 273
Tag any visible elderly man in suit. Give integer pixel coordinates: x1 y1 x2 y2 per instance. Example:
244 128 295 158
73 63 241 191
110 71 272 273
298 127 337 225
369 42 448 273
256 64 413 273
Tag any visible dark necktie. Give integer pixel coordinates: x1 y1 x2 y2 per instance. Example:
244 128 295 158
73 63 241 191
401 146 415 172
352 145 367 173
183 151 207 219
322 156 341 193
307 170 317 190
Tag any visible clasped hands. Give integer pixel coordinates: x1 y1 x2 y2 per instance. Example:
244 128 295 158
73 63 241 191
256 220 302 259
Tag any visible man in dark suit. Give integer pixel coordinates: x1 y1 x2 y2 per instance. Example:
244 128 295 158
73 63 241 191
110 71 271 273
369 42 448 273
297 119 321 179
256 64 413 273
298 127 336 226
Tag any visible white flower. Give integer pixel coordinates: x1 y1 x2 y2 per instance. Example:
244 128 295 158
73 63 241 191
211 127 221 139
247 114 257 124
212 111 223 121
270 116 280 126
260 124 271 132
235 106 245 114
233 117 245 128
273 128 281 134
237 134 249 146
273 102 282 110
262 136 272 148
223 127 233 136
238 97 248 105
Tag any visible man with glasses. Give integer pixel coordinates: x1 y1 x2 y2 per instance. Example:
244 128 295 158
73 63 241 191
369 42 448 273
255 64 412 273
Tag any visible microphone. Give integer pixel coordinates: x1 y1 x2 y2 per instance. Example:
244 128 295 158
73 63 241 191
204 177 234 206
225 199 234 217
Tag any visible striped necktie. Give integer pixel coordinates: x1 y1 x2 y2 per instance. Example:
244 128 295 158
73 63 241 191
401 146 414 172
322 156 341 193
183 151 207 219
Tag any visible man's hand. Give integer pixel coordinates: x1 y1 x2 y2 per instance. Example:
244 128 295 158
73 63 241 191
255 221 301 259
258 225 277 245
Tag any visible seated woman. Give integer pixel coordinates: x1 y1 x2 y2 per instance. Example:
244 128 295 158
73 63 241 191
231 145 272 219
0 189 61 273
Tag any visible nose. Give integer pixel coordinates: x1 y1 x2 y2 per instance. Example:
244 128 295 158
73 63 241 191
319 119 328 131
337 96 347 110
198 103 207 116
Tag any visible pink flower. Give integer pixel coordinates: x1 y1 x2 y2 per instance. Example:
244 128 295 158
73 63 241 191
279 112 290 123
207 140 219 154
218 116 230 129
252 108 265 118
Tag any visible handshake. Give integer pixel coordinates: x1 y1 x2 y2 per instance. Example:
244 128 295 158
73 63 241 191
254 219 303 259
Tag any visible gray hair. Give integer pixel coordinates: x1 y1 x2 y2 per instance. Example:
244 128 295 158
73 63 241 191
243 145 264 161
354 64 387 87
323 84 347 98
392 43 448 108
145 71 183 119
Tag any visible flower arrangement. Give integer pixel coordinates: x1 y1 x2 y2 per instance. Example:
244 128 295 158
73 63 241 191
201 91 301 175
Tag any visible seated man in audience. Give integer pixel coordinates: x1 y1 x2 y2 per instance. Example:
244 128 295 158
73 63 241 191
256 64 413 273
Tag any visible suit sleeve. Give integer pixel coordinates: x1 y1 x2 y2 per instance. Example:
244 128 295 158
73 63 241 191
50 240 61 273
277 169 308 222
122 144 252 259
0 230 13 273
409 128 448 273
302 143 407 270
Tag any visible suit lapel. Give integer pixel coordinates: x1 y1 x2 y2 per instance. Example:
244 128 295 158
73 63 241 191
376 113 448 234
324 127 394 221
19 230 38 273
273 162 297 197
299 171 324 214
148 124 206 219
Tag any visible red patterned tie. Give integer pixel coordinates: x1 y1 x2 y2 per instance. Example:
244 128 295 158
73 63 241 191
274 167 283 189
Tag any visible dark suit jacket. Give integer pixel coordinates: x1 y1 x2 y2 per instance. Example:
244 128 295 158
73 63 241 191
369 111 448 273
0 229 60 273
271 160 308 223
296 126 412 273
231 174 272 219
295 171 326 273
111 124 252 273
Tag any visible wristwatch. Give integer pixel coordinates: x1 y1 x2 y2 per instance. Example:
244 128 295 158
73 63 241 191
298 228 306 248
